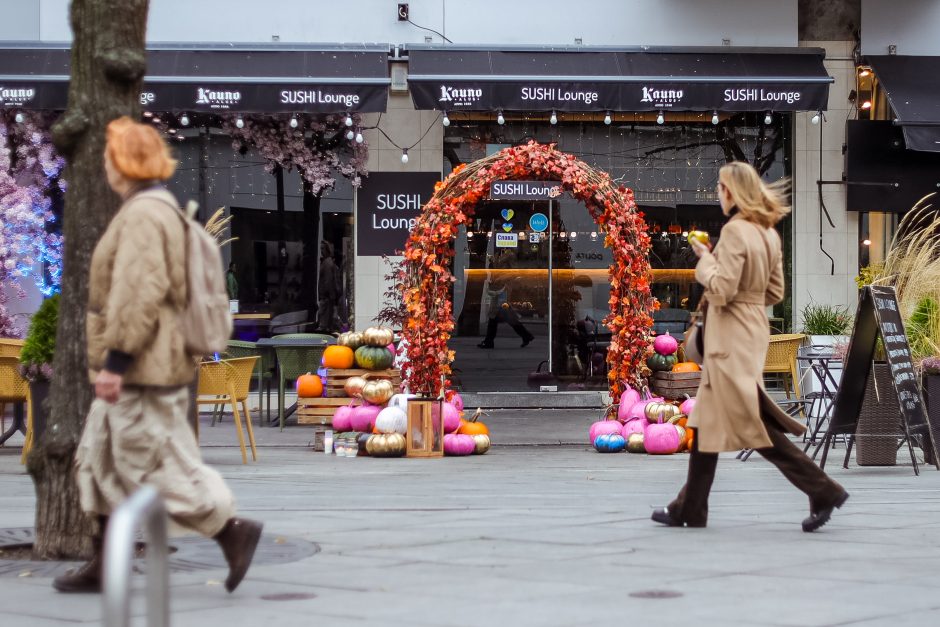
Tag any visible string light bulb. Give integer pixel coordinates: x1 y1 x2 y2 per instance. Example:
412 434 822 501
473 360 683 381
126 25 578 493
14 112 24 124
442 111 450 127
550 110 557 125
355 132 363 143
711 111 719 125
346 129 355 140
401 149 409 164
811 112 821 125
289 116 299 129
764 112 772 125
345 113 353 127
656 111 665 125
861 101 872 110
497 110 505 125
604 112 611 125
179 114 190 127
235 117 245 129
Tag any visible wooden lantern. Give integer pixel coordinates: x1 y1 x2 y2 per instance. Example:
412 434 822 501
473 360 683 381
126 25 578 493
405 396 444 458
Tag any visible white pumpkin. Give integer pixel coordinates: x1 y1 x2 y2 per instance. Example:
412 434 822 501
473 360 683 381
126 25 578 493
388 393 416 412
374 406 408 434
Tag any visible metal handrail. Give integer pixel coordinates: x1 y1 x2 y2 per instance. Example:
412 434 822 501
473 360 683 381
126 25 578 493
103 486 169 627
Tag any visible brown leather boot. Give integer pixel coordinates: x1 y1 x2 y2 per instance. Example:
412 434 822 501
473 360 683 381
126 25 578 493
214 517 263 592
53 517 107 593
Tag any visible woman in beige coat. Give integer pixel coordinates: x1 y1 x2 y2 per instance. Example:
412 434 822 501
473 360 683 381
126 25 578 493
54 118 262 593
652 162 848 532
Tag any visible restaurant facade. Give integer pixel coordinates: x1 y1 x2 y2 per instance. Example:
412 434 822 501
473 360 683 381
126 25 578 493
3 0 939 393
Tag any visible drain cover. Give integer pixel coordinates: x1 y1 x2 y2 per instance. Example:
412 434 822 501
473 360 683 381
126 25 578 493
0 528 319 579
261 593 317 601
629 590 684 599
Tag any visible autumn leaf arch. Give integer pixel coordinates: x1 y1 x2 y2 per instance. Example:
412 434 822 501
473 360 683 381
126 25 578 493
401 142 655 400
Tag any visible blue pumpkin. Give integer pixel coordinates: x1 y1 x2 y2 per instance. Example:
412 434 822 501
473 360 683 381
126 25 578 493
593 433 626 453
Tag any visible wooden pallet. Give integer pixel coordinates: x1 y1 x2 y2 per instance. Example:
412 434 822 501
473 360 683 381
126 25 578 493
324 368 402 398
650 371 702 400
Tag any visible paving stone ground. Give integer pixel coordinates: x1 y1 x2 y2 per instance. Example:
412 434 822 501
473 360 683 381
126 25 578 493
1 407 939 627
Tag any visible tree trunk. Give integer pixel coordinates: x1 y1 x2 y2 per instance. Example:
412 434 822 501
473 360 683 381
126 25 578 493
301 188 321 319
26 0 149 560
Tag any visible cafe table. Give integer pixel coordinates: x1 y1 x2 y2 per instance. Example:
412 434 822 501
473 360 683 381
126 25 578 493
256 335 334 429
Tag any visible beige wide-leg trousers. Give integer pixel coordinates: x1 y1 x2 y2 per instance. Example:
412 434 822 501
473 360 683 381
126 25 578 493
76 385 235 537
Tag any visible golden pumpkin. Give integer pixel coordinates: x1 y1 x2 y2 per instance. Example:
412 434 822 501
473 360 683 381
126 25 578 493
644 401 681 423
366 433 406 457
344 376 368 398
361 379 395 405
471 434 491 454
337 331 364 349
626 433 646 453
362 326 394 347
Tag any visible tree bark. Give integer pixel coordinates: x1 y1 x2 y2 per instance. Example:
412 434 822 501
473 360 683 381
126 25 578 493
26 0 149 560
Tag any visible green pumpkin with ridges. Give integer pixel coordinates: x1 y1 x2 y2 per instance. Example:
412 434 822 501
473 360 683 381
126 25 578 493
646 353 677 372
355 345 394 370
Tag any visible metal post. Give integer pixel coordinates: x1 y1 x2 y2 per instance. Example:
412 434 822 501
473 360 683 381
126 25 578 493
103 486 170 627
547 199 553 374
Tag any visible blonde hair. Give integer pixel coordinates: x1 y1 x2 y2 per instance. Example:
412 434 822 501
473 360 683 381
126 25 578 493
718 161 790 227
105 116 177 181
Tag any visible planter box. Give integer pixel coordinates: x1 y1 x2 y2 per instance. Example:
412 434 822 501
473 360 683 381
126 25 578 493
923 374 940 465
856 363 900 466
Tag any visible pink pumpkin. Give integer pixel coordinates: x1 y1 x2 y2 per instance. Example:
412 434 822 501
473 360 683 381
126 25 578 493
448 392 464 412
387 343 397 357
442 402 461 433
332 404 353 431
621 418 646 439
626 388 664 422
443 433 476 456
644 419 681 454
653 332 679 356
349 404 382 432
617 387 642 423
680 396 697 416
589 420 622 444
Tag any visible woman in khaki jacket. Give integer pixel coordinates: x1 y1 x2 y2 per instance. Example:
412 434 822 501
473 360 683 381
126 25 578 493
54 118 262 593
652 162 848 532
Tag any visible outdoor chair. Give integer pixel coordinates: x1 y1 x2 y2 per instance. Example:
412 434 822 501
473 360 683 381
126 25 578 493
224 340 275 426
0 351 33 465
272 333 333 430
764 333 806 399
195 357 259 464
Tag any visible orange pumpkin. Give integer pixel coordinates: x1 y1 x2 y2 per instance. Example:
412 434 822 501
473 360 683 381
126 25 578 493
685 428 695 451
457 408 489 436
296 372 323 398
672 362 701 373
323 345 355 369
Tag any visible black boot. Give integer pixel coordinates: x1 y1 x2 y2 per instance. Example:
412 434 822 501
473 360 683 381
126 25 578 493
477 319 498 349
214 517 263 592
509 321 535 348
53 516 107 593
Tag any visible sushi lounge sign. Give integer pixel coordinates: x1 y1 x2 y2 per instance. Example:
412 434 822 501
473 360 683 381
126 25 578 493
489 180 563 200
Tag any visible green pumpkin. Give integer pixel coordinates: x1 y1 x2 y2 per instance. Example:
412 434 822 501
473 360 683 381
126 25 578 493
355 345 394 370
646 353 677 372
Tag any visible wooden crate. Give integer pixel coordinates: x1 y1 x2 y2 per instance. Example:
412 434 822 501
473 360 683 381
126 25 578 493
297 397 351 425
650 371 701 400
324 368 402 398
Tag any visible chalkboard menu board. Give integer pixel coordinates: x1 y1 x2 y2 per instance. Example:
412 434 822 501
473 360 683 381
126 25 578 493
819 286 939 472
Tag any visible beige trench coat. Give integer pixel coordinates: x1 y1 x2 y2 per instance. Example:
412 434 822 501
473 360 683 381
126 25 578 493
686 213 806 452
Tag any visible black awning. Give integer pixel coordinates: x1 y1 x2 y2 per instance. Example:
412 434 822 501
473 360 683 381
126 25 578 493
407 45 832 113
869 56 940 153
0 44 390 113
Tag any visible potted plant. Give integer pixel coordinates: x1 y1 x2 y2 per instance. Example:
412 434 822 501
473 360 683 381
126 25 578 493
18 294 58 441
799 302 852 393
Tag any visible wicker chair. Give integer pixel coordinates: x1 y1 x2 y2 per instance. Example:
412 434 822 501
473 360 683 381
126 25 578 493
764 333 806 399
196 357 259 464
272 333 333 430
224 340 275 426
0 349 32 465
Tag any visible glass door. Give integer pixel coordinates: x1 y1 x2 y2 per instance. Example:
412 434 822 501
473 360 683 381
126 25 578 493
451 201 551 392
